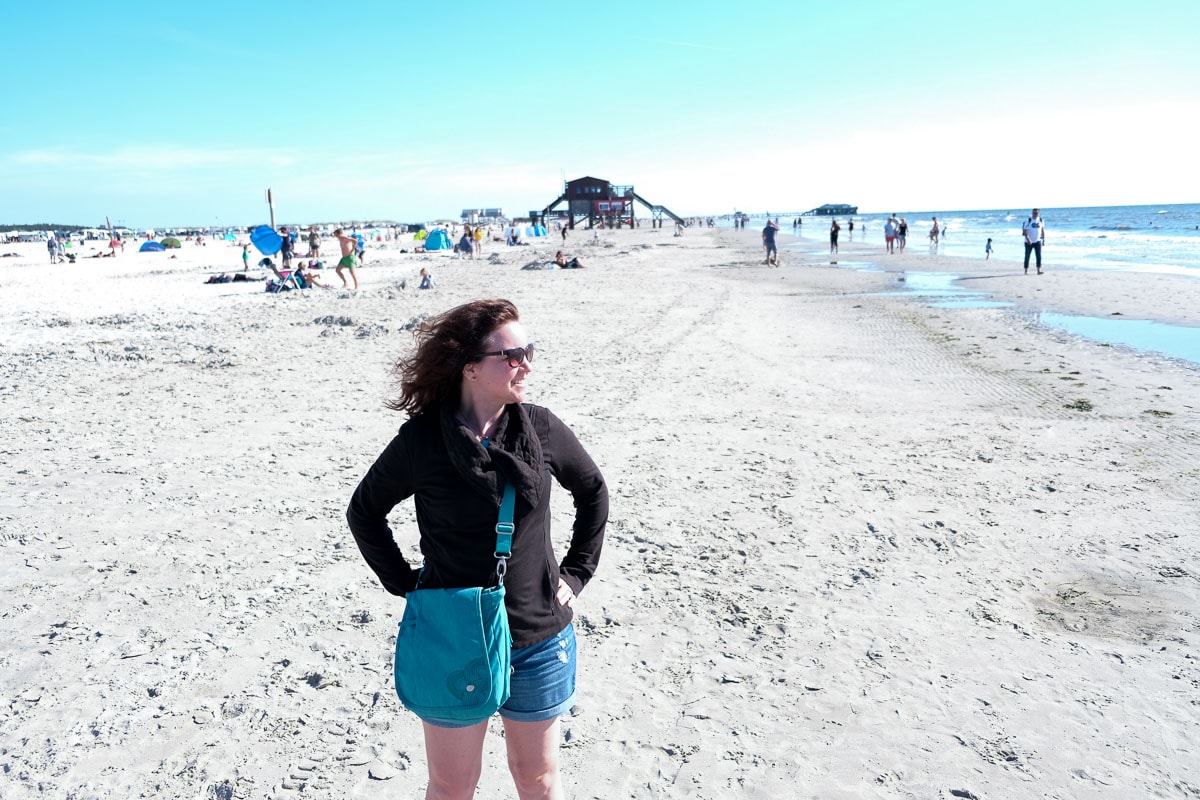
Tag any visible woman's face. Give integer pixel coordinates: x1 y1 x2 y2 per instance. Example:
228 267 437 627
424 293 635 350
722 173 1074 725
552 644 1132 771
463 321 531 406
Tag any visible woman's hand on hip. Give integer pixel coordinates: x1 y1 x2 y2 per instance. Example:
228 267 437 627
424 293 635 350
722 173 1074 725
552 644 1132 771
556 578 576 608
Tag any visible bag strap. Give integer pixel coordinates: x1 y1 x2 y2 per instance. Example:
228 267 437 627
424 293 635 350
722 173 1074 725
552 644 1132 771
494 482 515 583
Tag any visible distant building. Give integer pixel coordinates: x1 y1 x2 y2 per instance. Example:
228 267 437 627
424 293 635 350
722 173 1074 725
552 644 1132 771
461 208 505 223
542 175 684 230
804 203 858 216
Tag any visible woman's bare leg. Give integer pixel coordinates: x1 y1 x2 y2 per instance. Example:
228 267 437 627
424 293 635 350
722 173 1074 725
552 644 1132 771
423 721 488 800
502 717 563 800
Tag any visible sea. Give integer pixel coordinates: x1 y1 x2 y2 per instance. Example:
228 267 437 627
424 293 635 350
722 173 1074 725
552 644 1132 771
735 203 1200 276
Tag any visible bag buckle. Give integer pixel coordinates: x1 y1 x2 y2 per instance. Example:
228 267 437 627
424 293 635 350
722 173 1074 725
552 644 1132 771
495 556 508 584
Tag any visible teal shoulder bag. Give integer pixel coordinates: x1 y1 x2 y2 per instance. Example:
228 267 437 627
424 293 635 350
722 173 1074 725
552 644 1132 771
393 483 515 725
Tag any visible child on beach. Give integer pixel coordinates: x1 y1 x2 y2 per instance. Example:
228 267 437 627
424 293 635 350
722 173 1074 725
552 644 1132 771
242 244 250 271
418 268 436 289
986 238 993 260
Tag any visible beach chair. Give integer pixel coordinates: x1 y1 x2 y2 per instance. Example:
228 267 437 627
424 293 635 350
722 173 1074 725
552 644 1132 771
265 271 301 292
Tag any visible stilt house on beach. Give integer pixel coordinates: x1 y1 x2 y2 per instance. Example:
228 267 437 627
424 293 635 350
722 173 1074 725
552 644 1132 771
540 176 685 230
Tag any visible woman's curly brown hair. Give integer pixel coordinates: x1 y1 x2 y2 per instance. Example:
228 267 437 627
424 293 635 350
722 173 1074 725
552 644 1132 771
386 299 520 415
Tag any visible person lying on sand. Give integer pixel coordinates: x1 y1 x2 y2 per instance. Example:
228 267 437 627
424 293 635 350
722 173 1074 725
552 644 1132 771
554 251 583 269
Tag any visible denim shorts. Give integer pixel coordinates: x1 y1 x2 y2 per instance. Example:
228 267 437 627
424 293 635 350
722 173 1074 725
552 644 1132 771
425 623 576 729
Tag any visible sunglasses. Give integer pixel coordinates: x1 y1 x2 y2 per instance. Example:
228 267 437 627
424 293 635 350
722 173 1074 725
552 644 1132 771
472 343 534 368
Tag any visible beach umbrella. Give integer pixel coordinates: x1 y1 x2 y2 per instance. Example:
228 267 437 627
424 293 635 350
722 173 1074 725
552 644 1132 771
160 237 181 249
250 225 283 256
139 241 165 253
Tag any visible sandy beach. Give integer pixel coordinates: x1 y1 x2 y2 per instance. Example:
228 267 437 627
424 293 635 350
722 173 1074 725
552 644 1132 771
2 228 1198 799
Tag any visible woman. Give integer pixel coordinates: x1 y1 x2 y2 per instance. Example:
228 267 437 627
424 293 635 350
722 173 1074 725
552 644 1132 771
457 226 475 258
829 218 840 254
553 251 582 269
347 299 608 800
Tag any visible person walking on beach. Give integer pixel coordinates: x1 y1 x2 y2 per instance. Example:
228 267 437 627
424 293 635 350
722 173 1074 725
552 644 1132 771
898 218 908 253
1022 208 1045 274
241 244 250 271
47 236 59 264
347 298 608 800
333 228 358 289
986 238 994 260
884 217 895 254
830 219 840 254
762 219 780 266
929 217 940 246
307 226 321 258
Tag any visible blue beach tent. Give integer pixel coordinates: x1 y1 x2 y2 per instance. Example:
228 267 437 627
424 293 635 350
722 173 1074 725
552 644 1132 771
424 229 451 250
250 225 283 256
139 241 165 252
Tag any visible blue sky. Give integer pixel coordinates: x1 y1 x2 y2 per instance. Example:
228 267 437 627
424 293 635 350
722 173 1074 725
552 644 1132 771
3 0 1197 227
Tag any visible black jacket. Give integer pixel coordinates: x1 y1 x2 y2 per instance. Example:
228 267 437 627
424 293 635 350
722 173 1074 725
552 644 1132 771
347 403 608 648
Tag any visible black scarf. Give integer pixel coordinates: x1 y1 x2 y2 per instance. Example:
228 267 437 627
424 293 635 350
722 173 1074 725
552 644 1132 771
440 402 543 511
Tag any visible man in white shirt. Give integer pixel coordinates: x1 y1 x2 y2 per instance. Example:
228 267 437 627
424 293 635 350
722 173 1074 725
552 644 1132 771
1022 208 1045 274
